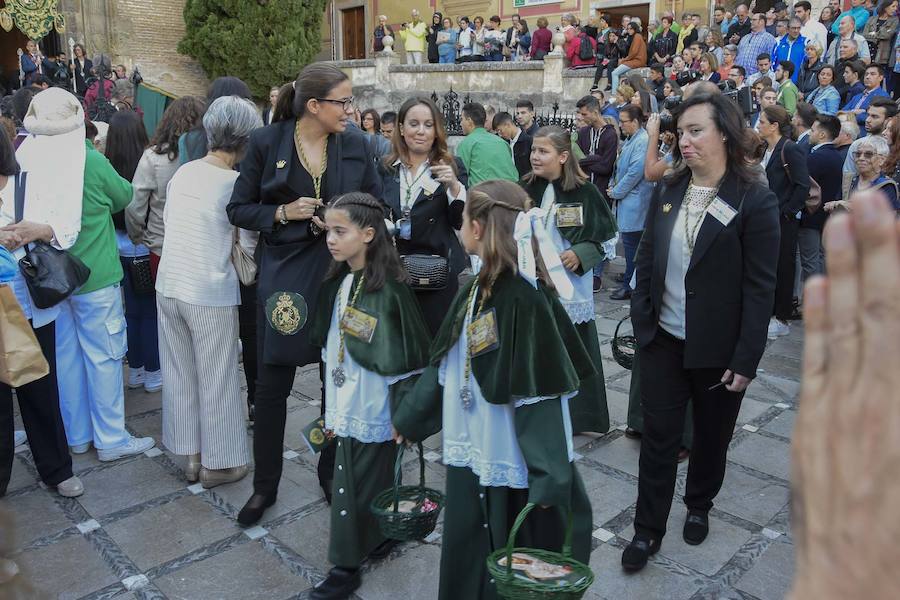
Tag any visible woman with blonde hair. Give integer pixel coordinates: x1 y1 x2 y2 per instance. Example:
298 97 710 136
699 52 721 83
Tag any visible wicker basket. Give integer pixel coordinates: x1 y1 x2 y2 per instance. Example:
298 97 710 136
370 442 445 541
612 316 637 370
486 503 594 600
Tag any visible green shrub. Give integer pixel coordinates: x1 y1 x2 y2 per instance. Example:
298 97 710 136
179 0 329 98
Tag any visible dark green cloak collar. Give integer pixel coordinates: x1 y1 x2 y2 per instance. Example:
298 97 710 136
309 267 431 376
429 272 596 404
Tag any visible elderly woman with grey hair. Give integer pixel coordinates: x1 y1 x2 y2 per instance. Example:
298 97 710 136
155 96 262 488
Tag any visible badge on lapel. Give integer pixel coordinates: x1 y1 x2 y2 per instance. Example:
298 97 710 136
265 292 307 335
276 160 287 169
662 203 672 214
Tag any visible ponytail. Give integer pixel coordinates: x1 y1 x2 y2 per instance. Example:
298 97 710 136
272 82 295 123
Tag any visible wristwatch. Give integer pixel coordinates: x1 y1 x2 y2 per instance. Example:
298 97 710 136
278 205 289 226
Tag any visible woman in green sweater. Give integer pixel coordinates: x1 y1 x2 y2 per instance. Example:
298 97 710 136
45 91 156 462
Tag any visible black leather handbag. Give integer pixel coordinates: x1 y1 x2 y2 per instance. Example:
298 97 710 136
401 254 449 290
127 256 155 295
14 172 91 309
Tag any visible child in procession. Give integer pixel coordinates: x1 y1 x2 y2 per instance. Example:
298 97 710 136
392 180 595 600
520 126 618 435
307 192 431 600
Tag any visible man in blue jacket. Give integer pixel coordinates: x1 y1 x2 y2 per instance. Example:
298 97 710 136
841 64 890 126
772 19 806 83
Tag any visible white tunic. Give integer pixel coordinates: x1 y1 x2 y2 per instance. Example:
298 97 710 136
440 285 575 488
539 184 596 324
323 274 418 443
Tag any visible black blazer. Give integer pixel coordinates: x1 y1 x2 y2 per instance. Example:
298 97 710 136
227 121 381 366
765 137 810 218
512 133 533 179
378 157 468 277
802 142 844 230
631 171 780 378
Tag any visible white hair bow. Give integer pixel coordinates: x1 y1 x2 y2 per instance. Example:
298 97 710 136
513 208 574 301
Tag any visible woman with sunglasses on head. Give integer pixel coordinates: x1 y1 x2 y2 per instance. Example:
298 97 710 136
227 63 381 526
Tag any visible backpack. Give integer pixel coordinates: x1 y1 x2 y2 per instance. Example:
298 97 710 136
579 35 595 60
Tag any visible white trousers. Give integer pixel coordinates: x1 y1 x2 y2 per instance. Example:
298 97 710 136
407 51 424 64
56 284 129 450
157 294 249 469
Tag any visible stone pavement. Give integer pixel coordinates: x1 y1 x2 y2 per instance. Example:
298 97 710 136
2 290 801 600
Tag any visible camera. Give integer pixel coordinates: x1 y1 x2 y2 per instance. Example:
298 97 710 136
717 80 754 116
675 70 701 88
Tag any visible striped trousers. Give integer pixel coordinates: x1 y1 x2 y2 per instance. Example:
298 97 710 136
157 294 249 469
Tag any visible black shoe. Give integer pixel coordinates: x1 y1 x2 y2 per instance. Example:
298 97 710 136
593 277 603 293
624 427 642 439
610 288 632 301
683 511 709 545
310 567 361 600
621 535 660 572
368 538 400 561
237 492 276 526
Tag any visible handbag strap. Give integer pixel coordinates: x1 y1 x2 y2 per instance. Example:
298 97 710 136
14 171 26 224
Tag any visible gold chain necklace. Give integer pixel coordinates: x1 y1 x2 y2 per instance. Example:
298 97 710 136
459 283 487 410
294 120 328 200
332 274 366 388
683 179 719 255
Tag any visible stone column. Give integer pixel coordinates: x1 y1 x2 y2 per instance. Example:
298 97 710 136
542 52 564 95
374 50 398 89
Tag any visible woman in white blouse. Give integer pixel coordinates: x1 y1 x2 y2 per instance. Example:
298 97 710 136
156 96 261 488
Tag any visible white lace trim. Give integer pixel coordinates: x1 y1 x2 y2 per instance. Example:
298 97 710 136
561 299 596 324
325 411 393 443
601 234 619 261
443 442 529 488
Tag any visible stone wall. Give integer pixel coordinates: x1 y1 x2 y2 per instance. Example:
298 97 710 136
332 50 604 116
60 0 207 97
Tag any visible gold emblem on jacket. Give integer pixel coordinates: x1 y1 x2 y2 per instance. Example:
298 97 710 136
662 203 673 213
265 291 307 335
276 159 287 169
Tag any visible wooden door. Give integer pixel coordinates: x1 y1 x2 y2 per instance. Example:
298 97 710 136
342 6 365 60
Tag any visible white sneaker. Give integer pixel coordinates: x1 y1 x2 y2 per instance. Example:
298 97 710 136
127 366 145 389
143 369 162 393
97 436 156 462
767 318 790 339
55 475 84 498
13 430 26 447
69 441 92 454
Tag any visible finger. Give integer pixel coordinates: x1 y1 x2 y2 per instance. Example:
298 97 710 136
822 213 860 395
721 369 733 384
851 191 900 372
800 276 829 401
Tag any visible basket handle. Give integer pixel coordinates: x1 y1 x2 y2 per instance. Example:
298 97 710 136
390 441 427 513
502 502 575 576
613 315 629 340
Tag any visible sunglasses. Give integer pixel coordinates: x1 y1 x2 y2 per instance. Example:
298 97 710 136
852 150 879 159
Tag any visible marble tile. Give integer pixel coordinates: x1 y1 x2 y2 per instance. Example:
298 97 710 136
0 489 72 548
585 436 641 478
268 505 332 571
15 533 118 599
76 458 185 518
734 540 796 600
728 435 792 482
583 544 703 600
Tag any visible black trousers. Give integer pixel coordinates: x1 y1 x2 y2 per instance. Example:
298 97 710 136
0 321 73 496
774 215 800 321
238 282 258 406
593 59 618 85
251 311 334 498
634 329 744 541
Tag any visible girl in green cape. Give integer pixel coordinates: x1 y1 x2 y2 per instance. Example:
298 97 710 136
393 180 595 600
308 193 431 600
520 126 619 434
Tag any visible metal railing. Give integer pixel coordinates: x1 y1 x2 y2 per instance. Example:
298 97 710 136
428 89 578 135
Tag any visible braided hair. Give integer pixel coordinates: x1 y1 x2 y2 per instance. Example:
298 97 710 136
325 192 406 291
465 180 553 300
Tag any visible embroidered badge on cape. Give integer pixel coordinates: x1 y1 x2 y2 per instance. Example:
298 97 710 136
265 291 307 335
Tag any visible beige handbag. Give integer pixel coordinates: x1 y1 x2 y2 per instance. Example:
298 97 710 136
231 228 257 286
0 285 50 387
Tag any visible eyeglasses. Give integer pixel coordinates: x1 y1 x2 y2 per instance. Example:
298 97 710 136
852 150 879 159
317 97 354 110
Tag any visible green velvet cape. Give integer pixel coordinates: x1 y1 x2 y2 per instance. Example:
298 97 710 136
309 268 431 377
520 177 619 275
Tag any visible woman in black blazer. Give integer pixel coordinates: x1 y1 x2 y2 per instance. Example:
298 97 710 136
621 92 780 572
758 105 810 339
378 97 468 335
226 64 381 525
71 44 93 96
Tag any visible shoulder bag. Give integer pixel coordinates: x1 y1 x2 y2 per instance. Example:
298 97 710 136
232 227 257 285
14 172 91 309
781 144 822 214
